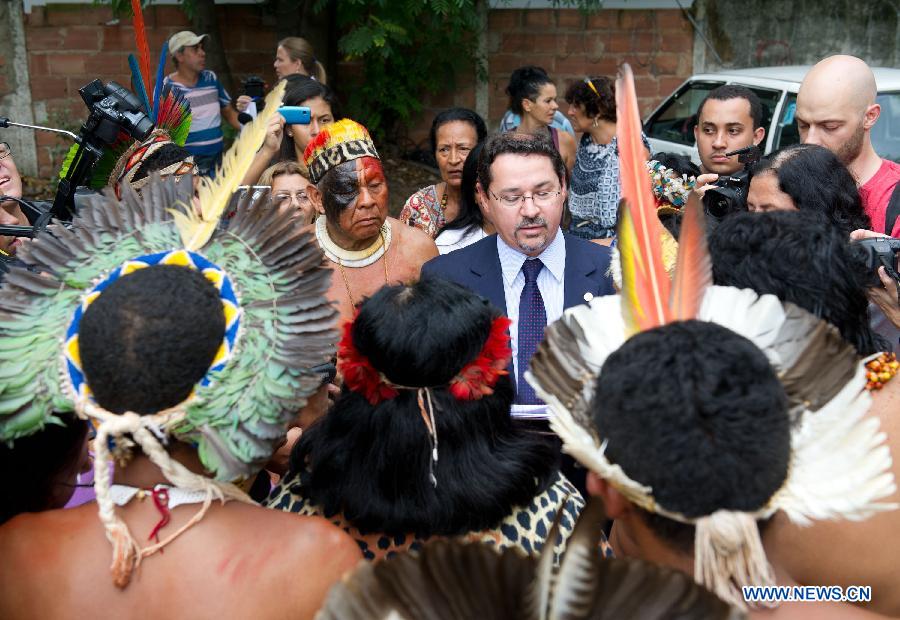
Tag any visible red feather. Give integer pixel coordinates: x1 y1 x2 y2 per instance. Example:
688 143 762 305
131 0 152 100
615 63 672 332
669 191 713 321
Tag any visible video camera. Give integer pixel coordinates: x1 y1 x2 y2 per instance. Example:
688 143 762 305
702 145 761 220
854 236 900 302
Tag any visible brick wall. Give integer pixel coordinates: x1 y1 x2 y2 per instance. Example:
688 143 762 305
407 8 693 145
21 4 693 178
24 3 278 178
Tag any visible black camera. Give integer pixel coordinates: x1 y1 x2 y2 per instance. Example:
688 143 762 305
242 76 266 101
79 80 154 146
855 236 900 300
702 145 761 219
50 80 154 222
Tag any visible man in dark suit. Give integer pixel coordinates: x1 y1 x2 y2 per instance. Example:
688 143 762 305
422 132 615 490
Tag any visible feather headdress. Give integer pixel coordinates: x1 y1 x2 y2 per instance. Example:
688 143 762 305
317 499 742 620
526 64 897 610
0 77 331 588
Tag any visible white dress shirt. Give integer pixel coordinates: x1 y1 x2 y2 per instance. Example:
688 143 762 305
497 232 566 419
435 225 489 255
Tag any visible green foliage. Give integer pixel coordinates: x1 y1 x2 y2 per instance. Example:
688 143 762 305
322 0 481 141
321 0 606 141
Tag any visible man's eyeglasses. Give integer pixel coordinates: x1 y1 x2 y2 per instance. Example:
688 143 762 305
270 190 311 208
0 142 11 161
488 189 562 209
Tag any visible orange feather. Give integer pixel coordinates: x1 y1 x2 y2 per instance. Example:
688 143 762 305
131 0 152 99
615 63 671 333
669 191 713 321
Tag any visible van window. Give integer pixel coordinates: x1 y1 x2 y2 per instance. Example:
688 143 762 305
872 92 900 163
774 93 800 150
745 86 782 143
645 81 723 146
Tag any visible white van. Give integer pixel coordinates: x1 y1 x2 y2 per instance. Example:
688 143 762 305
643 66 900 164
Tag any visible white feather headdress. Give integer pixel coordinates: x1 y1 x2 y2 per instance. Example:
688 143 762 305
525 64 897 610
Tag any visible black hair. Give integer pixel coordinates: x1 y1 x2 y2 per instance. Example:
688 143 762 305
506 66 553 115
710 210 886 355
429 107 487 157
442 142 485 232
1 413 90 524
289 277 557 538
750 143 871 236
564 76 616 122
595 320 790 553
79 264 226 415
283 73 340 111
697 84 763 130
477 132 566 193
279 74 341 162
131 143 193 185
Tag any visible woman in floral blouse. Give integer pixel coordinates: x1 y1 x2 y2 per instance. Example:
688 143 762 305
400 108 487 238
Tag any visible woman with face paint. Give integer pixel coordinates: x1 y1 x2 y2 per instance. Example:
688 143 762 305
303 120 438 323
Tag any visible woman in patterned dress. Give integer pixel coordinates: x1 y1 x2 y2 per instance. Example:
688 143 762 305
400 108 487 238
268 278 606 561
564 77 629 240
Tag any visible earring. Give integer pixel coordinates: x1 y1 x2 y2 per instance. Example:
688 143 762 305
286 129 293 138
592 117 600 127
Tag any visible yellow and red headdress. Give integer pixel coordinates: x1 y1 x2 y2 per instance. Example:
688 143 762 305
303 119 379 184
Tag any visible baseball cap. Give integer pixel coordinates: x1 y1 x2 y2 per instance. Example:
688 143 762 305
168 31 209 54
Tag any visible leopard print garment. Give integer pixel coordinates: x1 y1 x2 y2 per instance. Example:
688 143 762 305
266 471 615 561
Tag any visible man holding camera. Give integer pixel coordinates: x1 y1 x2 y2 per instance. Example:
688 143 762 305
164 31 242 176
692 85 766 203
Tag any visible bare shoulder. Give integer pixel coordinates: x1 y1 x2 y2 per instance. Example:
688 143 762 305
237 505 360 565
389 217 439 258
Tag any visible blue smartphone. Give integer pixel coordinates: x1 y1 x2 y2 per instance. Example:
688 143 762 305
278 106 311 125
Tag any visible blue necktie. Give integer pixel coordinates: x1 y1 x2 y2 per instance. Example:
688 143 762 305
516 258 547 404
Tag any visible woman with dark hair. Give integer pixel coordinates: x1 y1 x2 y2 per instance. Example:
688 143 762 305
400 108 487 238
710 210 887 355
505 66 576 173
1 413 91 525
747 143 871 236
268 278 593 560
433 142 495 254
279 74 339 164
564 77 650 240
241 75 339 186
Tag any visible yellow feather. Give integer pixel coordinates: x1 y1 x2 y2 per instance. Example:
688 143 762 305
617 205 642 336
174 80 286 250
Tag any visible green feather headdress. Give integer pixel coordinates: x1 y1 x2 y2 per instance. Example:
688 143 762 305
0 81 334 587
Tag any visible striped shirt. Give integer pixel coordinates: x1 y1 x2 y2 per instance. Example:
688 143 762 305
164 70 231 156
